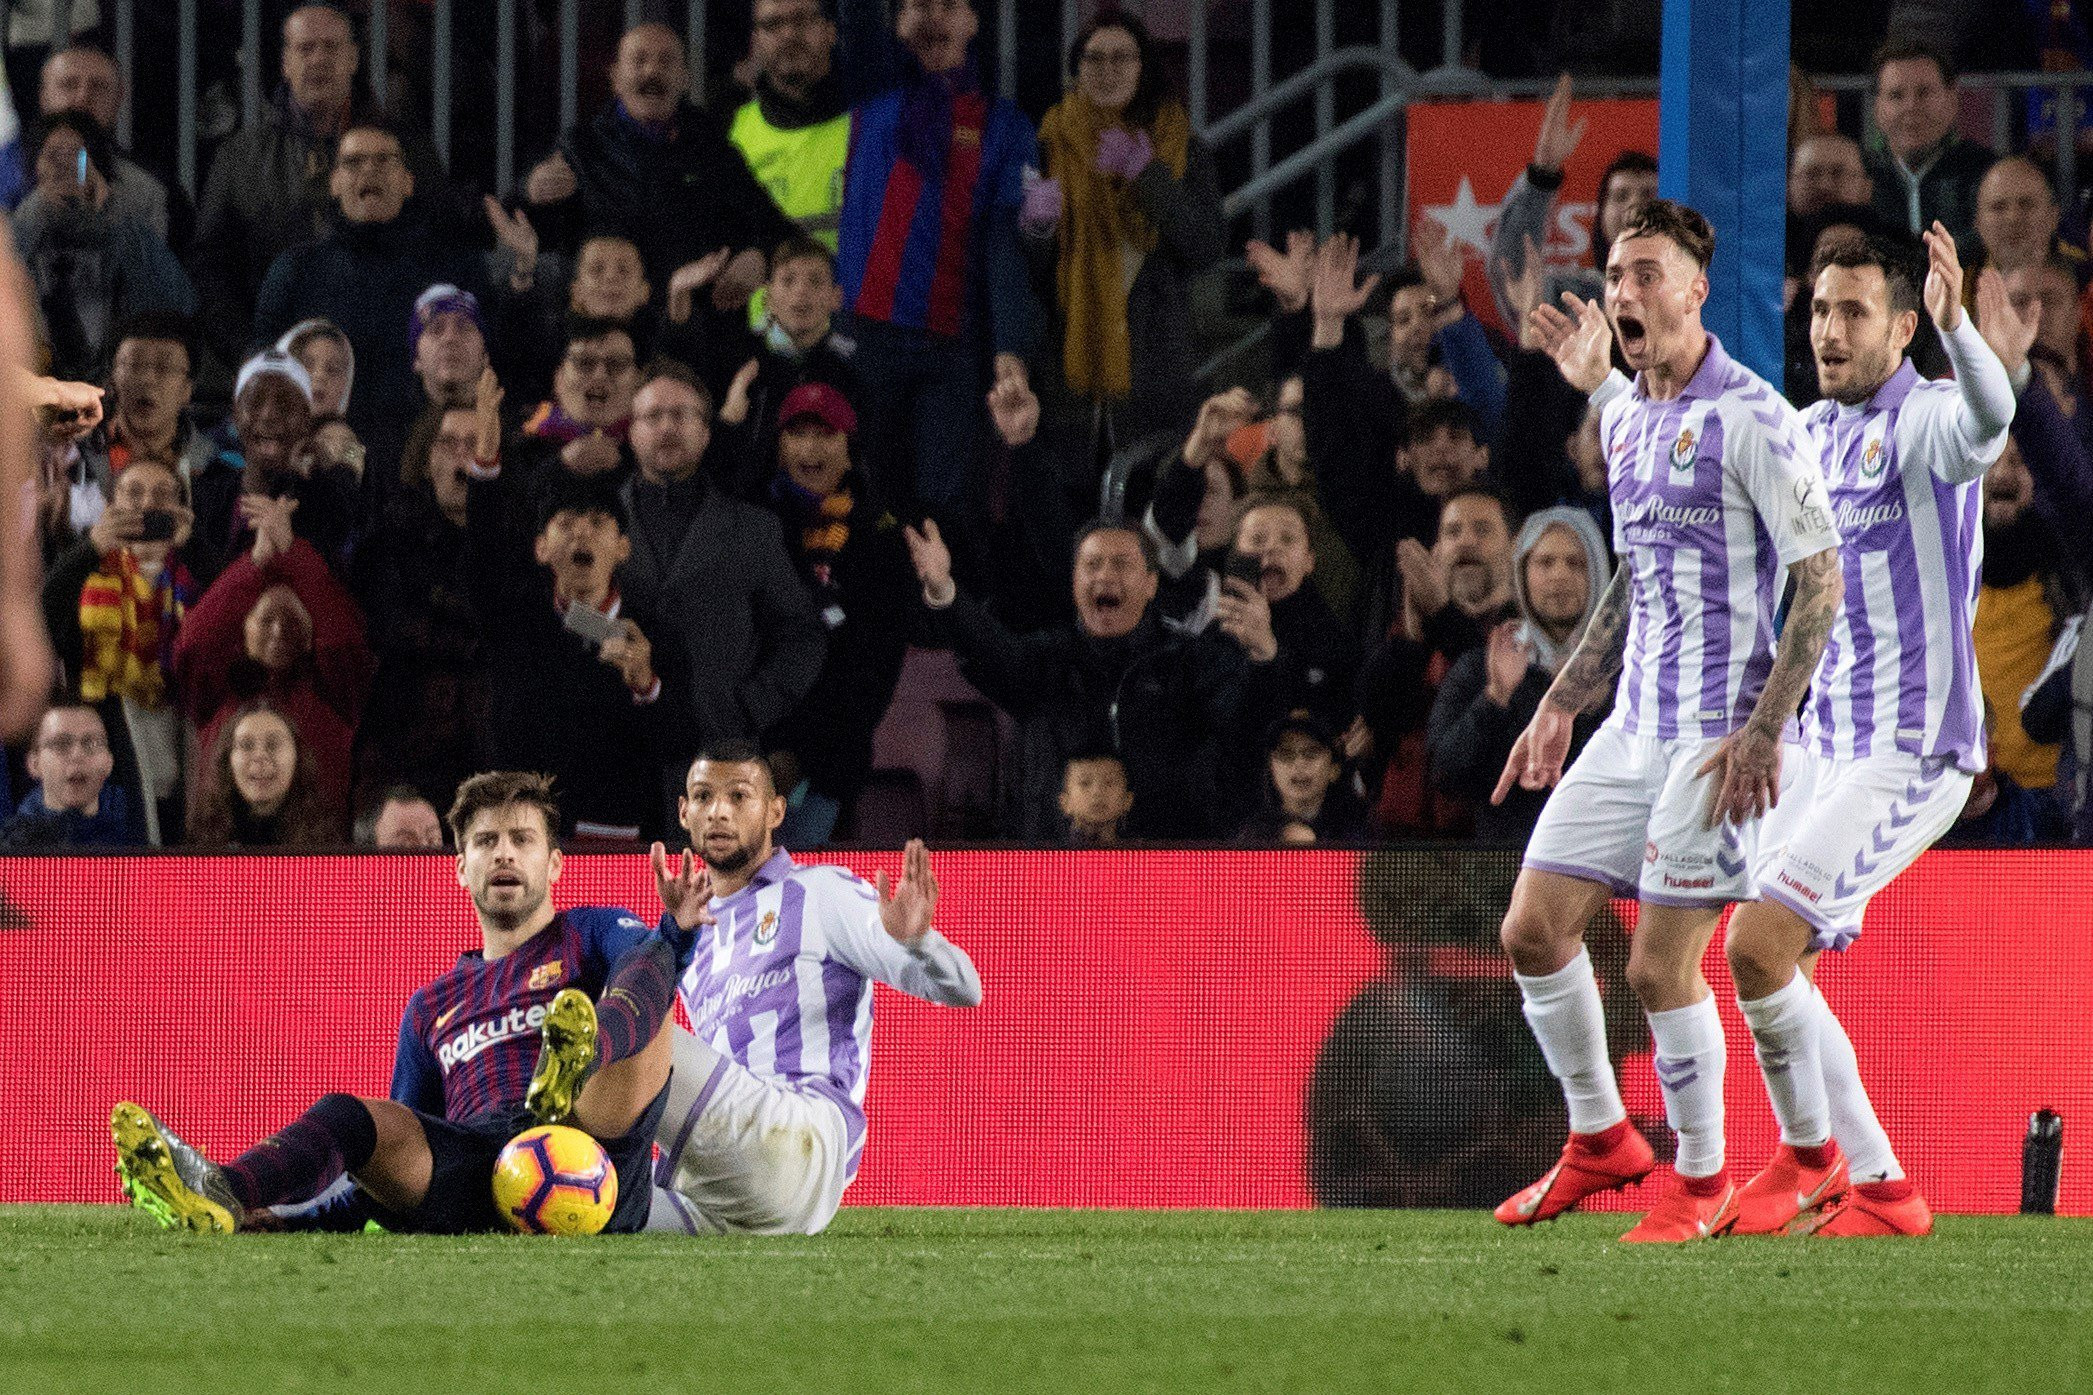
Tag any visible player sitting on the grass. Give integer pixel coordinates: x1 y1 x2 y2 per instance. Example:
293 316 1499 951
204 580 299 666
1726 226 2016 1239
647 741 982 1235
110 769 710 1234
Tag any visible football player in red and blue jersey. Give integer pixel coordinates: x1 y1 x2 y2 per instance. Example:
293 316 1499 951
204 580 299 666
110 770 708 1234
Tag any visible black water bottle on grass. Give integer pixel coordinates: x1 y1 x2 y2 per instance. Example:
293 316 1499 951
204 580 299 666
2021 1109 2062 1215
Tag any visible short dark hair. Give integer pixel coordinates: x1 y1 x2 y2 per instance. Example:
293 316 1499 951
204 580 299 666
1610 197 1716 270
771 234 837 277
447 770 560 845
1062 748 1127 776
1809 231 1924 316
1382 260 1428 315
112 311 197 372
1067 10 1170 129
335 118 406 159
536 470 629 536
563 317 636 355
635 357 714 421
1403 397 1483 449
687 739 776 795
1872 37 1955 87
1440 481 1516 532
1072 516 1159 573
354 784 436 846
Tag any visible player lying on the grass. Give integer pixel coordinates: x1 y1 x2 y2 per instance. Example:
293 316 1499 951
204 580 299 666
1725 225 2017 1239
1492 199 1844 1241
646 741 982 1235
110 769 710 1234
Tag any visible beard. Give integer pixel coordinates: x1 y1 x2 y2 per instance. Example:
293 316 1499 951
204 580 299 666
1818 341 1899 405
699 834 761 877
473 879 545 929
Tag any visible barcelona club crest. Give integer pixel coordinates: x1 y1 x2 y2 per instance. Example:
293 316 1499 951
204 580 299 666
754 910 779 947
1669 428 1696 471
528 961 565 990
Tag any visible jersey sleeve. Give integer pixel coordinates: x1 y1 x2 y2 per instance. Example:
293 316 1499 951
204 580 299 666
1895 321 2015 483
1725 393 1841 565
389 999 445 1114
574 906 657 989
815 869 984 1008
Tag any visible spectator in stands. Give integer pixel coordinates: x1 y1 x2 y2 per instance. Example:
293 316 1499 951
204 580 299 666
187 350 358 584
1237 712 1369 845
756 381 915 843
56 313 212 543
906 513 1253 838
355 785 446 849
1970 157 2083 292
1427 505 1610 844
191 4 446 367
1143 389 1251 634
464 469 676 841
409 284 491 413
2004 255 2086 395
618 360 826 829
275 318 369 509
175 493 372 834
41 455 196 845
1057 749 1133 845
520 21 796 320
2 702 137 847
348 392 491 815
1028 10 1224 455
837 0 1040 528
1487 75 1657 327
713 236 860 488
1788 132 1874 220
513 321 641 487
1221 496 1355 733
1864 39 1992 247
1 44 189 247
1352 486 1519 838
255 121 483 447
188 699 340 848
731 0 852 252
485 217 690 407
11 112 197 380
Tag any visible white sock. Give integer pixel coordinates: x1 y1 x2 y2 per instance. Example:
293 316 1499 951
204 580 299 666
1813 985 1903 1182
1514 947 1627 1134
1645 996 1728 1177
1738 973 1830 1148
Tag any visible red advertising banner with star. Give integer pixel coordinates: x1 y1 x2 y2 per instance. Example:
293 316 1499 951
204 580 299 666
1407 97 1659 334
3 849 2088 1216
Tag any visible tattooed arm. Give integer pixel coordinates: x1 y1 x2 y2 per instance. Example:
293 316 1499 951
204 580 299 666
1695 546 1844 827
1491 564 1632 803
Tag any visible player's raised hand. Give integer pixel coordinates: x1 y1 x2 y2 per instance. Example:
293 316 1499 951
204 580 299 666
1540 293 1614 395
876 838 938 947
1922 221 1965 333
1695 724 1783 830
1974 266 2039 379
650 841 717 928
1531 73 1588 174
1493 697 1576 804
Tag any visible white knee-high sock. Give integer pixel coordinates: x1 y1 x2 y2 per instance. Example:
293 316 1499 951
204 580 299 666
1645 996 1728 1177
1738 973 1830 1148
1813 985 1903 1182
1514 947 1627 1134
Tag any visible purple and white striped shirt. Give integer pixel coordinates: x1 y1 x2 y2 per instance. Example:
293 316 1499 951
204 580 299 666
677 849 981 1180
1799 323 2012 772
1598 334 1841 740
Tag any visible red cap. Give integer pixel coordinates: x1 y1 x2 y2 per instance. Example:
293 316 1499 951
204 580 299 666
777 381 858 435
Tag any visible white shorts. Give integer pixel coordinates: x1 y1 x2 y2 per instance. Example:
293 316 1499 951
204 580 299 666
1753 750 1971 951
645 1027 852 1236
1522 725 1805 907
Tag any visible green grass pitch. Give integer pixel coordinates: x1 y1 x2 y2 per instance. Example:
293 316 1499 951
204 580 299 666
3 1205 2086 1393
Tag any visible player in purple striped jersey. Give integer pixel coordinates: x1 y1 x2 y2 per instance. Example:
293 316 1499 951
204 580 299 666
646 741 981 1235
1489 200 1846 1242
1724 226 2016 1239
110 770 706 1234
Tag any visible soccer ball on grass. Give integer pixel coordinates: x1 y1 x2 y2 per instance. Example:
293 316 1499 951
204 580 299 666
491 1124 618 1235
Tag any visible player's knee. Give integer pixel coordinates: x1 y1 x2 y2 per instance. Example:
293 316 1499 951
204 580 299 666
1724 919 1790 999
1623 951 1688 1006
1499 904 1575 974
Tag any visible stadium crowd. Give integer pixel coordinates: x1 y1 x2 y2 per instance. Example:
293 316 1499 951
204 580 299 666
2 0 2090 852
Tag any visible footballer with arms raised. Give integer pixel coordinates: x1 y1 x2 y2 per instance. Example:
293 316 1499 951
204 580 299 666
646 741 982 1235
1491 200 1845 1241
111 770 710 1233
1722 225 2016 1238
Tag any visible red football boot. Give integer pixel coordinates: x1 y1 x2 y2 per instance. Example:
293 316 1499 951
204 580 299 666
1494 1121 1656 1225
1619 1174 1739 1243
1802 1179 1933 1238
1728 1143 1850 1236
